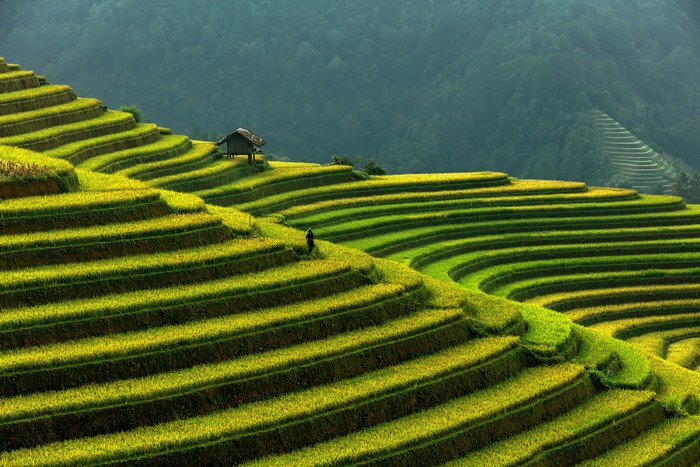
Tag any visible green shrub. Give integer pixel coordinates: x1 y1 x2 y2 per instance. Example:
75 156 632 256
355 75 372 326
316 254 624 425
330 154 356 167
360 159 387 175
119 105 143 123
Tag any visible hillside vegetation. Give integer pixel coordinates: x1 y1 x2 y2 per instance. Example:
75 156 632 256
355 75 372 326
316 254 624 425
2 1 700 182
592 110 677 194
0 57 698 465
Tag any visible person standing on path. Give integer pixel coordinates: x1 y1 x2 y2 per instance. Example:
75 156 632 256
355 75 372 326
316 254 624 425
306 228 315 254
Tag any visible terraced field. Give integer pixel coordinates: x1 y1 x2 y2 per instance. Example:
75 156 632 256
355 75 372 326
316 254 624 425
592 109 677 194
0 56 699 464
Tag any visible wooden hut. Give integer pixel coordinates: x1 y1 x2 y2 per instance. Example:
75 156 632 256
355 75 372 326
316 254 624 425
215 128 267 165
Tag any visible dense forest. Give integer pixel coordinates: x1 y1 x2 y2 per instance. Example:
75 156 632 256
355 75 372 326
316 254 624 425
2 0 700 182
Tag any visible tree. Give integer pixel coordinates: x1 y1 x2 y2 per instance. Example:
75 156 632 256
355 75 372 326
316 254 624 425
119 105 143 123
360 159 386 175
330 155 355 167
672 171 700 203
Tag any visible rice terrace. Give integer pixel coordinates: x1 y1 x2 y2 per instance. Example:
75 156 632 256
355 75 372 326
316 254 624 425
0 55 698 466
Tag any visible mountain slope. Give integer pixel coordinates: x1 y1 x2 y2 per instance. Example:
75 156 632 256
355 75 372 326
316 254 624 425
0 56 698 465
593 109 677 193
2 1 700 181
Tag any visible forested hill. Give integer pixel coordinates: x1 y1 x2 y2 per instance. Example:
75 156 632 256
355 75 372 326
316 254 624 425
2 0 700 182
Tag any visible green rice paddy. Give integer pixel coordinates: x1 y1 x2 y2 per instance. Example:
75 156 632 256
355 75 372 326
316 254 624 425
0 57 697 464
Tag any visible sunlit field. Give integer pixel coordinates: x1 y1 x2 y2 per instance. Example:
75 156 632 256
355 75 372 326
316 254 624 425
0 53 697 465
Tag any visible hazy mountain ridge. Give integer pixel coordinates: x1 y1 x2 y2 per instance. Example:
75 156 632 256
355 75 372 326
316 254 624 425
2 0 699 182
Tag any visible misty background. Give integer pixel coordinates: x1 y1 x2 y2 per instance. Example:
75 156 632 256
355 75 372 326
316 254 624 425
1 0 700 185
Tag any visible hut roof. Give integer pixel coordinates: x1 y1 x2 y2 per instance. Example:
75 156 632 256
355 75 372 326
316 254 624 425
216 128 266 148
